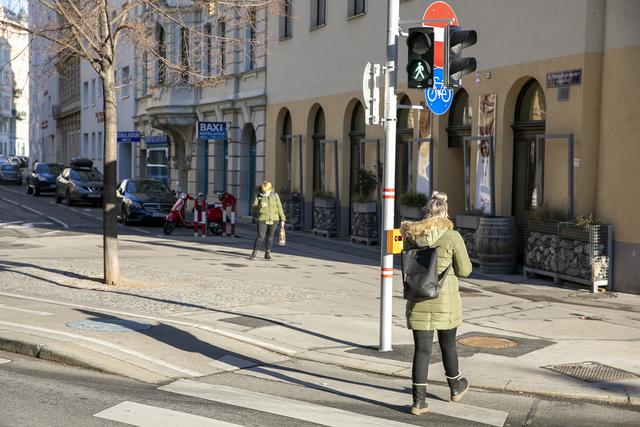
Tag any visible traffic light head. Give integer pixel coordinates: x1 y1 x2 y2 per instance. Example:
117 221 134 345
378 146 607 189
446 27 477 86
406 27 434 89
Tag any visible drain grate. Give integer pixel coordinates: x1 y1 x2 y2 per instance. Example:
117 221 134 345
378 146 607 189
544 361 640 383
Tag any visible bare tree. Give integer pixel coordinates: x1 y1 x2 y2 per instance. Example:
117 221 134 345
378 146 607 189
1 0 284 285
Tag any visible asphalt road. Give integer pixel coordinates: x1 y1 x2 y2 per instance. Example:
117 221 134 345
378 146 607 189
2 350 639 427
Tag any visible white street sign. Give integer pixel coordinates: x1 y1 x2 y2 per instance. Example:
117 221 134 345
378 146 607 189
362 61 381 125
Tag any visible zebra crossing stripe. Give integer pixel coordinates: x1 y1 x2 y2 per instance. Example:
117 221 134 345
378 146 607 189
0 358 11 364
160 379 419 427
94 401 243 427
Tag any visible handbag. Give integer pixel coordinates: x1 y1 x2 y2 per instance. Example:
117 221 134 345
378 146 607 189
278 226 286 246
401 246 452 300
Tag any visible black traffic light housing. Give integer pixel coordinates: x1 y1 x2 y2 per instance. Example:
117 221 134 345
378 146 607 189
445 27 477 87
406 27 435 89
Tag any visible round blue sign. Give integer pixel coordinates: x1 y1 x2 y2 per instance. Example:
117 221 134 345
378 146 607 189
425 67 454 115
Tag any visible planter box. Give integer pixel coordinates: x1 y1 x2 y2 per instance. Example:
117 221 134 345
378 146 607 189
313 197 337 234
351 201 378 239
523 219 612 292
399 205 423 220
455 214 482 230
283 198 302 230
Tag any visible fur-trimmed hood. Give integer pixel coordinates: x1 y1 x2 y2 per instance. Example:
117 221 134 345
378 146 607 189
400 216 454 247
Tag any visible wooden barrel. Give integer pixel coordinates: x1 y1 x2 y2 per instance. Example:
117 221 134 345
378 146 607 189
476 217 518 274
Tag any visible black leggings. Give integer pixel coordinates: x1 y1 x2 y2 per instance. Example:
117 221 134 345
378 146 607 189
253 221 276 253
412 328 459 384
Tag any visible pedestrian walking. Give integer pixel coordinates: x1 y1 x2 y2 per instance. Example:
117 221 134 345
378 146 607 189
250 181 286 260
400 191 472 415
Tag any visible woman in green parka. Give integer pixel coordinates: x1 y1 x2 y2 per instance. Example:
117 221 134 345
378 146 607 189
400 191 472 415
250 181 286 260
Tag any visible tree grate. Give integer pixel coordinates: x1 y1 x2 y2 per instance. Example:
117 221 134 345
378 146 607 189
543 361 640 383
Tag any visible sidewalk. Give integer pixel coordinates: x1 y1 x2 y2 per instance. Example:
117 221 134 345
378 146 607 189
1 224 639 408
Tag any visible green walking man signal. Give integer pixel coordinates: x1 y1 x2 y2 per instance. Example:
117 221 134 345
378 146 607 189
406 27 435 89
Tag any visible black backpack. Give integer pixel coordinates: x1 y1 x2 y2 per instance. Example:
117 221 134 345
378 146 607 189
401 246 452 300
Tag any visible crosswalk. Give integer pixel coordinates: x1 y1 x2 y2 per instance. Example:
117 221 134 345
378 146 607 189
0 358 10 365
93 378 508 427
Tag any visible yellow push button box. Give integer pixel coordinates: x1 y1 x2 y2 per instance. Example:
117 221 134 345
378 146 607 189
386 229 403 254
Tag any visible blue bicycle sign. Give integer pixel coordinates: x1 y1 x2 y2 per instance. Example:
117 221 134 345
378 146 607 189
425 67 454 115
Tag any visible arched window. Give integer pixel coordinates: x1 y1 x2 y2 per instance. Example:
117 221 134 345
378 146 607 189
516 79 546 123
282 110 292 138
312 108 325 192
512 79 547 220
156 26 166 84
349 102 365 199
447 89 472 148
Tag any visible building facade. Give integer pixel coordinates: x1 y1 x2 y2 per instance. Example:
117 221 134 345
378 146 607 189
0 6 29 157
133 4 268 215
264 0 640 293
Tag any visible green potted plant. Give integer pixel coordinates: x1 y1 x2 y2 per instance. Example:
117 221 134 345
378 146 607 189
398 192 428 220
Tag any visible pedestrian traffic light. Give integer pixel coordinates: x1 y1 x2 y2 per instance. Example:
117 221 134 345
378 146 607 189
406 27 434 89
445 27 477 87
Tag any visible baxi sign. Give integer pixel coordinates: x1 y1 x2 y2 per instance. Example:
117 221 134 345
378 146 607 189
197 121 227 140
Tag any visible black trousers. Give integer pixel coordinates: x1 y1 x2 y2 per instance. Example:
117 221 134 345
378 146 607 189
253 221 276 253
412 328 459 384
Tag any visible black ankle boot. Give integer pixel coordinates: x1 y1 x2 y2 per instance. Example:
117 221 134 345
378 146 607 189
264 251 272 260
446 373 469 402
249 250 256 260
410 383 429 415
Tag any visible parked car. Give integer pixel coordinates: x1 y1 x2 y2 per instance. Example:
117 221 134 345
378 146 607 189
0 162 22 185
117 179 177 224
55 158 103 206
27 162 64 195
8 156 28 169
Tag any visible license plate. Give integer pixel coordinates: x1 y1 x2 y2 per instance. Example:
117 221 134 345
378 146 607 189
87 193 101 198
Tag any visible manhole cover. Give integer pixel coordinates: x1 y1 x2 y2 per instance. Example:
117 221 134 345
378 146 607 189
544 361 640 383
66 319 152 333
458 336 518 349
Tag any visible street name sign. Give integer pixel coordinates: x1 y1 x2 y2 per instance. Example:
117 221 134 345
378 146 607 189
362 61 381 125
117 131 141 143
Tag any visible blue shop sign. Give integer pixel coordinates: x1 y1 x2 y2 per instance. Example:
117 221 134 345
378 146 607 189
197 121 227 140
144 135 169 146
117 131 141 143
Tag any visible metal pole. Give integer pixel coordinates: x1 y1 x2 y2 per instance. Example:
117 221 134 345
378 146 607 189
489 136 496 215
379 0 399 352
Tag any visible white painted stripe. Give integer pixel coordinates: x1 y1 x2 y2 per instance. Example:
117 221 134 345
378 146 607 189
209 355 256 372
241 365 508 427
47 216 69 229
42 230 61 236
0 358 10 364
1 198 43 216
130 226 151 234
0 320 202 377
94 401 243 427
161 379 418 427
0 304 53 316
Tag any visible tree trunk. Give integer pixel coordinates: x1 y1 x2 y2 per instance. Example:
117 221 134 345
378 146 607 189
101 63 120 285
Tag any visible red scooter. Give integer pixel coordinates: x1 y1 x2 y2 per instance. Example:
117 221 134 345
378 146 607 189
163 192 224 236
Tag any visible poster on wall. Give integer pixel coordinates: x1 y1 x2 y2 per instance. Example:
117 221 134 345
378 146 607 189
416 102 432 196
475 94 497 214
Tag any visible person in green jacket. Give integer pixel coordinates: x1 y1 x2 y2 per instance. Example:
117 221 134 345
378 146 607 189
250 181 286 260
400 191 472 415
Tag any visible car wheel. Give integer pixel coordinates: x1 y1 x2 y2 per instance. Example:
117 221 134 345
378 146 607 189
163 221 176 235
27 184 32 194
33 184 40 196
66 191 74 206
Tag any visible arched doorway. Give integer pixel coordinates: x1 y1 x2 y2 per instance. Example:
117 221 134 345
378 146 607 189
512 79 546 224
276 109 292 191
349 102 366 202
447 89 472 148
242 123 257 214
444 88 472 214
396 95 414 195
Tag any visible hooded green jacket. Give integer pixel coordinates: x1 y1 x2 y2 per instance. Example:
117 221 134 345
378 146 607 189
400 216 472 331
252 192 286 223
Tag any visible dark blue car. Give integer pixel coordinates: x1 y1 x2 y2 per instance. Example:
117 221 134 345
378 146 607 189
27 162 64 195
0 163 22 185
116 179 176 224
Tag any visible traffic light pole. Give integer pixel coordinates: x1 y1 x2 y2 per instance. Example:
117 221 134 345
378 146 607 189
379 0 399 352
